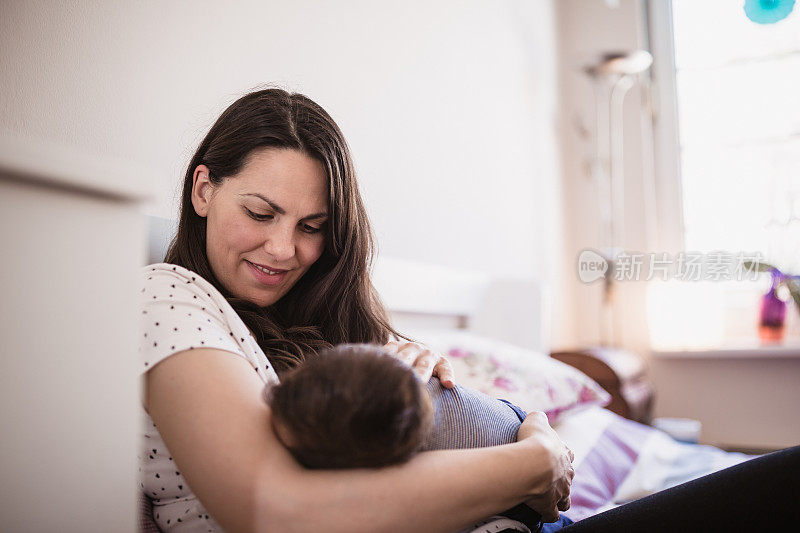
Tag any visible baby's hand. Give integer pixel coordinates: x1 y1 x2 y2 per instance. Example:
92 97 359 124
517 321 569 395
382 341 456 388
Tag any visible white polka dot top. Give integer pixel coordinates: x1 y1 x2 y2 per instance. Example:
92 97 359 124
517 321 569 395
138 263 280 532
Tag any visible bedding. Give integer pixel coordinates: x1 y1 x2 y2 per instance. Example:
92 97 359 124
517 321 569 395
412 329 611 423
553 406 755 521
414 330 757 523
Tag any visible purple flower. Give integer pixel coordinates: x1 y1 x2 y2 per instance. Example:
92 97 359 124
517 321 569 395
448 348 470 359
489 354 512 370
547 384 557 401
493 377 518 392
579 386 597 403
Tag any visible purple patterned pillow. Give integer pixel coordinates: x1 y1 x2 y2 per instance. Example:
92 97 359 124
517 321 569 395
416 331 611 424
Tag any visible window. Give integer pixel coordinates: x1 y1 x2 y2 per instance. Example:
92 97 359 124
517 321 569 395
646 0 800 349
672 0 800 274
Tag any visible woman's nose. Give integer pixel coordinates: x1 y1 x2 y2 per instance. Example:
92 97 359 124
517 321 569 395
263 225 295 263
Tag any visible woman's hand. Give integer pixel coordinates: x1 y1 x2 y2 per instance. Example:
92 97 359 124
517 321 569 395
383 340 456 389
517 411 575 523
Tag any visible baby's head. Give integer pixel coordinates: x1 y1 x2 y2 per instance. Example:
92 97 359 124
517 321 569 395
266 344 433 469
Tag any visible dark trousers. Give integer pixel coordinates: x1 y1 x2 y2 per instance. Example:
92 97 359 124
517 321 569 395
560 444 800 532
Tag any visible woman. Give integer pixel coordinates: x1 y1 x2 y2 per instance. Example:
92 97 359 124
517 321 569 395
140 88 574 532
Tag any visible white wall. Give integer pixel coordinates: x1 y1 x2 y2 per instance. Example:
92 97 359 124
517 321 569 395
0 0 561 289
553 0 654 353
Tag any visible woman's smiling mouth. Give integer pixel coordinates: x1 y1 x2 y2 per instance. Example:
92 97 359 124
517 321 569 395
246 260 290 285
247 260 288 275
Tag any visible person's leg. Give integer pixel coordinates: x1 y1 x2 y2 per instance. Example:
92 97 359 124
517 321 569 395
423 382 527 449
497 398 528 422
559 445 800 531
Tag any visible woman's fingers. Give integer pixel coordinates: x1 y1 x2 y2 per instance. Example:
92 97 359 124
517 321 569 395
431 356 456 388
412 354 435 383
382 341 456 387
516 411 549 442
395 342 424 366
382 340 399 354
557 495 571 512
541 506 561 523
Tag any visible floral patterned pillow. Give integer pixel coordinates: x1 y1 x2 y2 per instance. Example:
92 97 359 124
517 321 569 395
414 330 611 424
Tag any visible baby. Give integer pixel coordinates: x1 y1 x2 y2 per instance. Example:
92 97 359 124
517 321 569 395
266 343 545 531
268 343 434 468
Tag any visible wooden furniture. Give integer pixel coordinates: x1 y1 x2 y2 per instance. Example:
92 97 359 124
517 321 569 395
551 347 654 424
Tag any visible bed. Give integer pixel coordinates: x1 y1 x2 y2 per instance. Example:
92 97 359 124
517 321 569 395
142 216 756 530
370 254 755 524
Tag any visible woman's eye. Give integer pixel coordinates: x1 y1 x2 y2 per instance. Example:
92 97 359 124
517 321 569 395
301 224 322 234
245 208 273 221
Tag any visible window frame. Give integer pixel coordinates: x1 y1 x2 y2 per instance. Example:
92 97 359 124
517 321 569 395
645 0 686 256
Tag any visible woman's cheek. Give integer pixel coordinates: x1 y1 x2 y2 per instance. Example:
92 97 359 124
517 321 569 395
303 235 326 265
229 218 262 251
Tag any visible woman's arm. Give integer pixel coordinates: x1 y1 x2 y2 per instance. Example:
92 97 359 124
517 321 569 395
145 348 567 533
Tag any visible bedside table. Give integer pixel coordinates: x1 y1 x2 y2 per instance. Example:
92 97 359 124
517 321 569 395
551 348 654 424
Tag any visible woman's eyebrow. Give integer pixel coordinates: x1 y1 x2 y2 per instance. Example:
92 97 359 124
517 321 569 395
240 193 328 220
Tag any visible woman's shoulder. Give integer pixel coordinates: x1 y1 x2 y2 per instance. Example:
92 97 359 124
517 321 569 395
141 262 211 290
139 263 232 310
137 263 275 381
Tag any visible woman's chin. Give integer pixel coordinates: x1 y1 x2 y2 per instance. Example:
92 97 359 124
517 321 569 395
244 289 280 308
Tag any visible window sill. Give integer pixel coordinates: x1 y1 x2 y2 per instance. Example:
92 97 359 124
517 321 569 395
652 341 800 359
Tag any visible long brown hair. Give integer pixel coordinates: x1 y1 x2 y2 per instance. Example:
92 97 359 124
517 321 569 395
165 88 405 375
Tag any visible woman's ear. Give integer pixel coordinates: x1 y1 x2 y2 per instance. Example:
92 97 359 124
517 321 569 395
191 165 214 218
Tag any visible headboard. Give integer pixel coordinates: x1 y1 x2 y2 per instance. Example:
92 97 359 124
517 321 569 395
371 256 549 354
146 215 549 354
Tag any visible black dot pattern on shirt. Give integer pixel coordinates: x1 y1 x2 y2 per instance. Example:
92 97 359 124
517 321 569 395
139 264 277 530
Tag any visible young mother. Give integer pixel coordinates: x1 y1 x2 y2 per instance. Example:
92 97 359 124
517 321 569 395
140 88 574 532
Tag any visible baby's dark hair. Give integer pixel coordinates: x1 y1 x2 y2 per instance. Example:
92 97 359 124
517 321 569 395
267 344 433 469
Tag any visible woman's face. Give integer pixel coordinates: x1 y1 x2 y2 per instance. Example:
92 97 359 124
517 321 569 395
191 147 329 307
